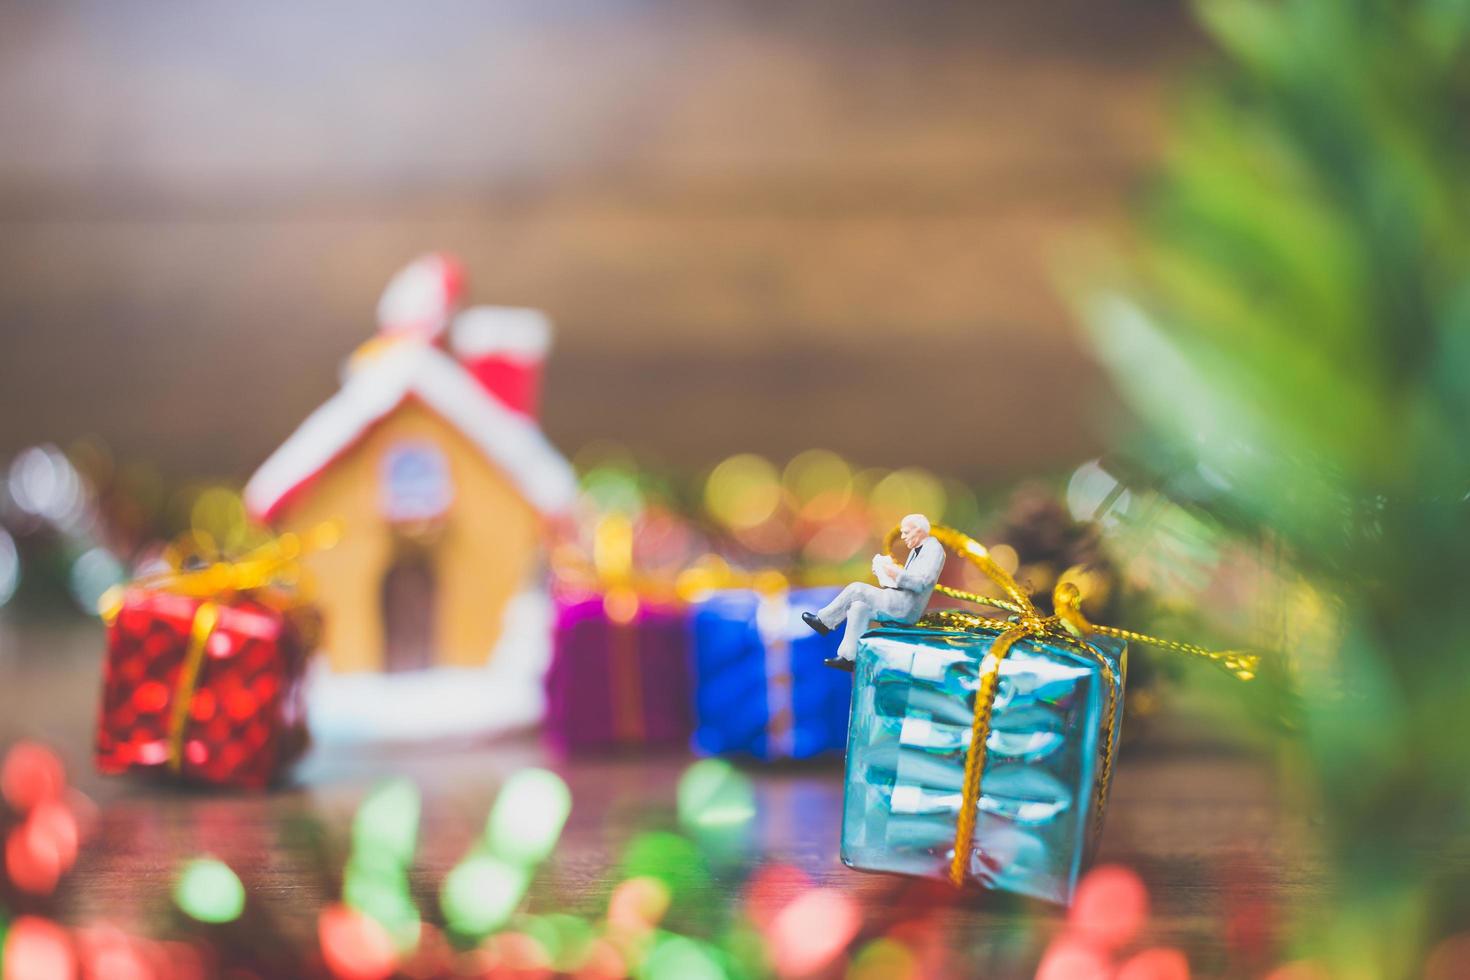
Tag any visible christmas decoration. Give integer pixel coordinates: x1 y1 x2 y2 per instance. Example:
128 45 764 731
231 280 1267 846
803 514 945 670
243 254 575 743
842 623 1124 904
1077 0 1470 965
93 529 331 789
543 592 694 754
840 524 1254 903
689 585 852 760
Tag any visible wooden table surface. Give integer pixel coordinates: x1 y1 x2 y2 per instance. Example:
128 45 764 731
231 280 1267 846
0 619 1321 978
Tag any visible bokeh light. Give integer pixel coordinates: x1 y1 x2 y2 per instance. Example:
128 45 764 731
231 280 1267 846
641 934 725 980
800 515 869 565
783 450 853 522
742 863 812 931
594 514 635 582
485 768 572 867
440 855 529 939
173 858 246 924
8 445 85 528
342 858 420 953
6 820 63 895
69 547 126 614
581 466 645 514
607 876 671 934
520 914 597 973
74 926 159 980
481 930 554 974
352 779 421 870
847 937 919 980
677 759 755 831
602 587 641 625
189 486 250 553
1116 947 1191 980
3 916 77 980
767 888 860 977
1036 938 1112 980
0 527 19 607
1067 460 1131 527
704 454 782 530
574 937 627 979
2 741 66 811
1070 864 1149 950
619 832 707 902
868 468 945 537
29 800 80 870
319 903 398 980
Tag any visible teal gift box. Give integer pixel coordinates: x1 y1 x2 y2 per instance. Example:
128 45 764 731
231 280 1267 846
840 620 1125 905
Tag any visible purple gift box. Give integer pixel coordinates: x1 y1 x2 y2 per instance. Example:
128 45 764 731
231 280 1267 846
543 592 694 753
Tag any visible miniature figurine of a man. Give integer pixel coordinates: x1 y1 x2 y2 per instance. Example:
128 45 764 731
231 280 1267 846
803 513 946 671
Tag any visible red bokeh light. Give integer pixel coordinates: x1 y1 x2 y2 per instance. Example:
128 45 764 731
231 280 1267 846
1035 937 1112 980
6 820 63 895
29 799 80 869
2 741 67 812
1117 947 1191 980
768 888 860 978
742 862 812 931
75 925 164 980
484 931 553 976
572 938 626 979
318 904 398 980
1070 864 1149 950
4 916 78 980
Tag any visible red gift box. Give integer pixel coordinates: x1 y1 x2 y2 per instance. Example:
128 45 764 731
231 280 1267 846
95 587 316 789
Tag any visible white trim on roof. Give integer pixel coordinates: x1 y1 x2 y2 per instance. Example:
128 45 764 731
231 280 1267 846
244 342 575 520
449 306 553 361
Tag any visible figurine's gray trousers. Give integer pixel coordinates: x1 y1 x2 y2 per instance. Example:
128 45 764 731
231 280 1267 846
817 583 889 662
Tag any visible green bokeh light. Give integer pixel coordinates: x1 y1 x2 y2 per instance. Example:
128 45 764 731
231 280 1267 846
677 759 755 831
440 854 529 939
520 913 597 972
352 779 421 870
486 768 572 866
174 858 246 924
620 832 709 902
343 863 421 952
582 467 645 513
639 934 727 980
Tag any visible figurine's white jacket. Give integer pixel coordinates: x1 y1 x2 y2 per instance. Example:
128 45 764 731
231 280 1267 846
816 537 947 661
880 537 947 623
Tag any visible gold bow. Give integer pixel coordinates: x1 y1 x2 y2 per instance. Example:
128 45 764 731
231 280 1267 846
98 522 342 625
881 524 1258 888
98 522 339 773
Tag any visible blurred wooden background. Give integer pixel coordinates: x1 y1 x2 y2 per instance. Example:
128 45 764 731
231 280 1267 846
0 0 1195 483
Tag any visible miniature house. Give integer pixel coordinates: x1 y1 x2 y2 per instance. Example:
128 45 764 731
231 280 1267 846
244 255 576 676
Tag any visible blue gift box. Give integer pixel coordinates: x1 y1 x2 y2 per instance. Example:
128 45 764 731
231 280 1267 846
691 587 853 760
840 621 1125 904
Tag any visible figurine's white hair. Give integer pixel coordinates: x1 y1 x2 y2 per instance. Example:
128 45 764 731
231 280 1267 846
901 513 931 534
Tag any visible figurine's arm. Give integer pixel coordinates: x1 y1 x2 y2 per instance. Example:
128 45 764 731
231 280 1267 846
894 543 945 593
872 554 901 588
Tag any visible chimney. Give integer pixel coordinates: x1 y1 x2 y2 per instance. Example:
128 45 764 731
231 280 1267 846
449 306 552 418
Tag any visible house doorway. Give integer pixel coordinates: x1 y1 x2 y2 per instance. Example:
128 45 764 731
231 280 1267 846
381 544 436 673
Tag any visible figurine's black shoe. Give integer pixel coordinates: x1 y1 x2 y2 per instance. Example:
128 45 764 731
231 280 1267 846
824 656 855 673
802 612 831 636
